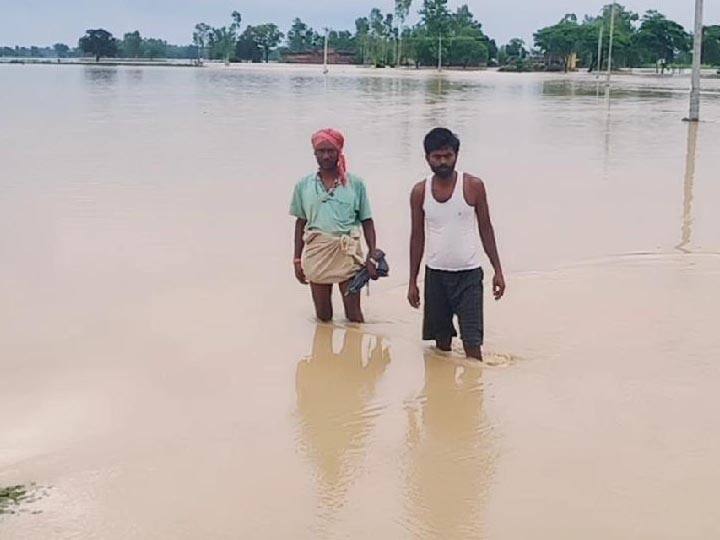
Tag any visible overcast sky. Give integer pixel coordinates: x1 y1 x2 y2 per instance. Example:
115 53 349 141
1 0 717 47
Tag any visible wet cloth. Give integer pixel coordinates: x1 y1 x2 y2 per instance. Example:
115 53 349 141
302 229 365 285
346 250 390 295
423 266 484 347
289 173 372 235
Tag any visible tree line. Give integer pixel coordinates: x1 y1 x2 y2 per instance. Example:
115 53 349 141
531 5 720 72
2 1 719 69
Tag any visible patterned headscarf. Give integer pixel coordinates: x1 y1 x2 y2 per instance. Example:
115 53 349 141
311 128 348 186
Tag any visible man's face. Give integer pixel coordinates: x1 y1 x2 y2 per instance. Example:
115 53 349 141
314 141 339 171
426 147 458 178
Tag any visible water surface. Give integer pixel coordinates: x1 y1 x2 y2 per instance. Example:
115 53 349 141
1 63 719 539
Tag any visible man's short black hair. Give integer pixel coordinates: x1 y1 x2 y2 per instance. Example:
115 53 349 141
424 128 460 155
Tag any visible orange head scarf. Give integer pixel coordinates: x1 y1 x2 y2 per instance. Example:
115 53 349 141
311 128 348 186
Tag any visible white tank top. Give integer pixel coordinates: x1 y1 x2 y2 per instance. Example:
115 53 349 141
424 172 483 271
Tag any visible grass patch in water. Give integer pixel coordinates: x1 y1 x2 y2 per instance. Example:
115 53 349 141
0 485 29 515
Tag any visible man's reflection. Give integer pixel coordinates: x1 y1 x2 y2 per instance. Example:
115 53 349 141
296 324 390 512
405 352 494 539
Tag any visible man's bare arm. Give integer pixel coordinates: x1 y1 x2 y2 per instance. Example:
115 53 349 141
294 218 307 284
408 182 425 308
471 178 506 299
361 219 378 257
361 218 380 280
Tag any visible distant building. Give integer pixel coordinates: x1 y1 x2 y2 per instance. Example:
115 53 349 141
281 48 356 65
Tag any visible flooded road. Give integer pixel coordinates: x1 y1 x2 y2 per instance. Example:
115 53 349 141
1 63 719 538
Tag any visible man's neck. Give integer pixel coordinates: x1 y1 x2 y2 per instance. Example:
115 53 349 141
318 169 339 184
433 170 457 184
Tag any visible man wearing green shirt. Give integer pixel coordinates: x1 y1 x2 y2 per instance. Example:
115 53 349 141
290 129 381 323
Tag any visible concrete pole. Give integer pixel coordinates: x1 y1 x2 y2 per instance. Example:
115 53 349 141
688 0 704 121
438 34 443 71
323 28 329 74
397 25 403 67
606 3 616 86
596 22 604 78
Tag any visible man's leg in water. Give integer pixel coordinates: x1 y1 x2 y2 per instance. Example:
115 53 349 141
435 337 452 351
310 283 333 322
463 343 482 361
339 280 364 323
455 268 484 362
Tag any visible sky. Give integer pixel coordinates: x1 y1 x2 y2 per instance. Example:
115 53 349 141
0 0 717 48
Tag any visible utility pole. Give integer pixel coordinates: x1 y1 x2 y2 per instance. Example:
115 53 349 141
596 22 604 78
687 0 704 121
606 3 617 87
438 34 443 71
323 28 329 74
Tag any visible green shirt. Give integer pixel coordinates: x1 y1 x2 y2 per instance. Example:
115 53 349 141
289 173 373 235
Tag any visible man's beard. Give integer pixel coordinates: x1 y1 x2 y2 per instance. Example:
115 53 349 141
319 159 339 171
431 164 455 178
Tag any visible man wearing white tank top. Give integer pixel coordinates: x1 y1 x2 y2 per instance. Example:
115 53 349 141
408 128 506 361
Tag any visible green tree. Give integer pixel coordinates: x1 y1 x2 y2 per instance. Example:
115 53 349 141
703 25 720 65
209 27 236 61
142 38 168 59
236 26 262 62
634 10 690 66
287 18 316 52
208 11 242 62
420 0 451 36
407 27 441 67
420 0 451 66
596 4 640 68
53 43 70 58
506 38 527 59
448 29 489 67
446 5 492 67
78 29 118 62
328 30 355 52
253 23 284 62
534 14 584 71
368 8 392 66
121 31 143 58
193 23 211 62
355 17 370 63
231 11 243 31
395 0 412 63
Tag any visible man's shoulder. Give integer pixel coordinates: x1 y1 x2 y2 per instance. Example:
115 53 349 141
294 173 317 188
347 172 367 186
463 173 486 195
410 179 425 206
463 172 484 186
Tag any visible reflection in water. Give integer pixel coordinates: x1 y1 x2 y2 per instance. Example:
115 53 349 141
603 86 613 180
404 353 494 539
82 66 118 86
424 75 449 105
127 69 144 84
295 325 390 521
676 122 699 253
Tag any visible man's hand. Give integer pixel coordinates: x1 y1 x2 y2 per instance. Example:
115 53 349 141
408 282 421 308
366 260 379 281
294 261 307 285
493 272 506 300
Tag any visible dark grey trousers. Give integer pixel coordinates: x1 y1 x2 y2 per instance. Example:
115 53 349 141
422 266 484 347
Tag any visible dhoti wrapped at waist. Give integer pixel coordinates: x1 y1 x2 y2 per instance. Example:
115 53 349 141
302 229 365 285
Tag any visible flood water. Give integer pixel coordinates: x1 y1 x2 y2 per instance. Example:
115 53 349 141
1 63 719 539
